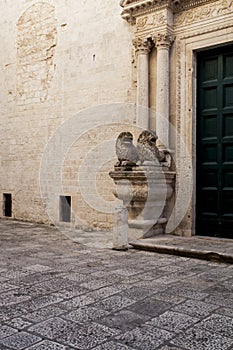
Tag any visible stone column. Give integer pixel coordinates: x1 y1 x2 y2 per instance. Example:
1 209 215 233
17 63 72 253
133 37 151 129
154 33 173 148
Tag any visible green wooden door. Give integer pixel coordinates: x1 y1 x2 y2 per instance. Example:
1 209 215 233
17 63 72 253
196 46 233 238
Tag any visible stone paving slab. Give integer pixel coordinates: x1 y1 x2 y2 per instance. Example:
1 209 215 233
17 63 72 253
0 219 233 349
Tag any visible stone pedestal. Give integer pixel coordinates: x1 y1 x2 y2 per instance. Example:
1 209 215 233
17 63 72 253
109 164 175 240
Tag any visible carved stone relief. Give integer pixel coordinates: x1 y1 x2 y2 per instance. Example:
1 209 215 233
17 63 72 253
136 16 148 29
174 0 233 26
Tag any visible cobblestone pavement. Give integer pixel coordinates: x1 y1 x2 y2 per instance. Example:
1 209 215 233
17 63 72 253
0 219 233 350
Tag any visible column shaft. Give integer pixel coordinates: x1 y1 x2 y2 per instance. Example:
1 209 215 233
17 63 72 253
133 38 151 129
155 34 173 148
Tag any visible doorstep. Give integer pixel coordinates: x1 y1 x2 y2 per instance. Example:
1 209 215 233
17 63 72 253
129 235 233 263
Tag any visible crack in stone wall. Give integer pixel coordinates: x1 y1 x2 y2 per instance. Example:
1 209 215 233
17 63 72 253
16 2 57 104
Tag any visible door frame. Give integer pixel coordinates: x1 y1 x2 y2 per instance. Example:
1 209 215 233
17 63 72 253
172 26 233 236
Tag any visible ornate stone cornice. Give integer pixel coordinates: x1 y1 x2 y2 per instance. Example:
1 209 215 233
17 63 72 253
174 0 219 12
120 0 176 23
120 0 220 23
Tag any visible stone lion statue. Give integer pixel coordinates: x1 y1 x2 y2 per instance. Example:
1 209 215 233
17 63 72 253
115 132 139 167
137 130 170 166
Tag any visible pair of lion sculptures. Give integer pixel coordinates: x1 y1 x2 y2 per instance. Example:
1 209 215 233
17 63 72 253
115 130 171 168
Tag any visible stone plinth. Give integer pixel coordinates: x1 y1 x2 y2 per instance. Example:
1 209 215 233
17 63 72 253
109 164 175 240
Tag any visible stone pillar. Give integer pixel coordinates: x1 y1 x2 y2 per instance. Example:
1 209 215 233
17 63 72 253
133 37 151 129
154 33 173 148
112 205 128 250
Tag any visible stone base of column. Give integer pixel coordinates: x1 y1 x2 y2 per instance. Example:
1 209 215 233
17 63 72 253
112 205 128 251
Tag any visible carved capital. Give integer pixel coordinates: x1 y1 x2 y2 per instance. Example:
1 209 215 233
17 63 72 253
133 37 153 54
154 33 175 48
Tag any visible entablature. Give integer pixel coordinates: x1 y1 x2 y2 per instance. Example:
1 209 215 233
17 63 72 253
120 0 220 23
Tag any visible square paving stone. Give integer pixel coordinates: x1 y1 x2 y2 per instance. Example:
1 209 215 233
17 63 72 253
203 292 233 308
116 324 175 349
93 340 137 349
147 311 200 332
135 280 167 291
21 294 64 312
109 276 140 286
159 265 184 273
171 325 233 350
80 279 112 290
129 298 172 317
63 306 110 323
0 331 41 350
86 286 119 301
153 272 193 285
198 314 233 338
6 317 32 330
168 286 209 301
98 309 150 331
61 272 90 283
179 276 217 290
0 282 18 292
119 286 155 301
152 292 185 305
0 325 18 339
21 278 80 296
136 272 163 281
0 290 32 306
28 317 77 340
159 346 187 350
26 264 53 272
112 269 142 277
111 283 140 292
80 322 120 338
0 304 28 322
51 285 89 300
55 325 114 349
173 299 219 318
24 305 65 322
60 295 95 309
92 295 135 313
217 307 233 317
25 339 67 349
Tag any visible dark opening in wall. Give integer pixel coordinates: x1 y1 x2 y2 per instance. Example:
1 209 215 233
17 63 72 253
3 193 12 217
59 195 71 222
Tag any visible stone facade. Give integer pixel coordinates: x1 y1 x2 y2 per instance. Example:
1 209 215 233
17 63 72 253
1 0 233 236
0 0 134 230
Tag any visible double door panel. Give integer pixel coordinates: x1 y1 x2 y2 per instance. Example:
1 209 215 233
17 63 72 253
196 46 233 238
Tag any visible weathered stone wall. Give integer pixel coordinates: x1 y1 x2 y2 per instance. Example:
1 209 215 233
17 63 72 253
1 0 233 235
0 0 134 229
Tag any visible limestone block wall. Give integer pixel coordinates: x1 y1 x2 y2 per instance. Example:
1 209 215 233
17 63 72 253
0 0 135 229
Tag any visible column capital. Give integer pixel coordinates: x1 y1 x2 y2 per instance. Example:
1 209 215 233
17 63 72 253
133 37 152 54
153 33 175 49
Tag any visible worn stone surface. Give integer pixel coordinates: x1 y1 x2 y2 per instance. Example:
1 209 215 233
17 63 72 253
0 0 134 230
0 219 233 349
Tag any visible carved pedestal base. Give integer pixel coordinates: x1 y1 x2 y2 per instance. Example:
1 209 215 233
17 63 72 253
109 165 175 240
